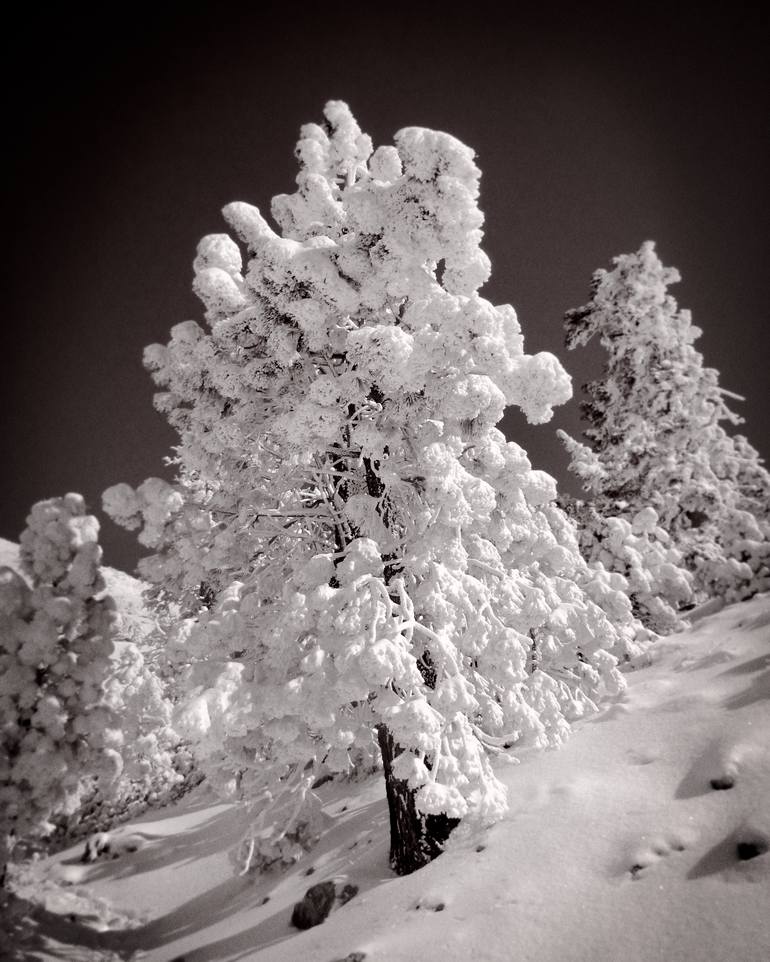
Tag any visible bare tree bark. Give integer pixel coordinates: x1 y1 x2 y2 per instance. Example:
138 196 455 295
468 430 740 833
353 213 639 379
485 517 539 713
377 725 459 875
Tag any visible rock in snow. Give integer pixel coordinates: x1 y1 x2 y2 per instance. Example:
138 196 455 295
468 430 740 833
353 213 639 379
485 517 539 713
291 879 360 930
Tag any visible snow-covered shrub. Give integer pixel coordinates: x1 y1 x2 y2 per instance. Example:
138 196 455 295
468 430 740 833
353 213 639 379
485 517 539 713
563 499 694 634
48 636 192 846
559 242 770 606
106 102 649 874
0 495 124 878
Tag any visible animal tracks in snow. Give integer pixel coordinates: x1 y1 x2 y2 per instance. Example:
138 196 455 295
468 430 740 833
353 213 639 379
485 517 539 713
625 753 770 883
623 733 770 882
626 829 696 880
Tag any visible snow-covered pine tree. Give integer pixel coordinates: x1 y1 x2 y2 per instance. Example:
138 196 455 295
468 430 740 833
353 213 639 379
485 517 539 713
558 242 770 606
105 102 646 875
0 495 125 883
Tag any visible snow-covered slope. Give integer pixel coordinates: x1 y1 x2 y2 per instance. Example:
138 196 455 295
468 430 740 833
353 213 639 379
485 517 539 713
0 536 19 569
8 593 770 962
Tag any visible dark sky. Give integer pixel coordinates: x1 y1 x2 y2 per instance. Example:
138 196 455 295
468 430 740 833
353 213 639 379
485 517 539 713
3 5 768 572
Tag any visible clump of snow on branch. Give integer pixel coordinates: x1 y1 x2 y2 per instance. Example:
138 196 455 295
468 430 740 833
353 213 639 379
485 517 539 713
558 242 770 608
106 102 648 870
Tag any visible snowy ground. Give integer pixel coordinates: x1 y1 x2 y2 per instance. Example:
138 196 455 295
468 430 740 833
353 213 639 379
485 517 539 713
3 564 769 960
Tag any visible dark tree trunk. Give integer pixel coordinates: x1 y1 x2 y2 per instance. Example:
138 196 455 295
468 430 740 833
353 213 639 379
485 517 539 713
329 411 457 874
377 725 459 875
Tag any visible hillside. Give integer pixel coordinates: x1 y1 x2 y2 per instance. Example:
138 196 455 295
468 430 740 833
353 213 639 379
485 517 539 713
5 591 769 961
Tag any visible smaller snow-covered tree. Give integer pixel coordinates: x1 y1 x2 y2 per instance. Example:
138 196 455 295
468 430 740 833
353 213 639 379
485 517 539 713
559 242 770 606
0 495 124 880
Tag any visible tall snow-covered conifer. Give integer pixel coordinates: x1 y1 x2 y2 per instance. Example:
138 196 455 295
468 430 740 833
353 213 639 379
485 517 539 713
106 103 646 874
559 242 770 606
